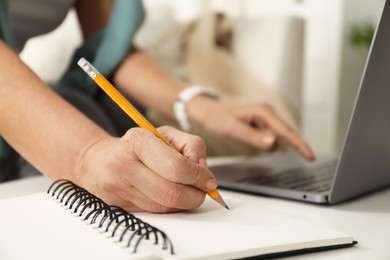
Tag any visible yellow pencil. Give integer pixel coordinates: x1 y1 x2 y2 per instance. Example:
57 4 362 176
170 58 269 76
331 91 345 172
78 58 229 210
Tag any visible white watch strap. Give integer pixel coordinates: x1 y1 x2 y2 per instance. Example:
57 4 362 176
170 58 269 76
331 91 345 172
174 86 219 131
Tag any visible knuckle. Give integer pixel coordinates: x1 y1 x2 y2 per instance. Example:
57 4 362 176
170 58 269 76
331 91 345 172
165 187 185 208
169 157 187 180
257 103 275 116
190 135 206 148
259 102 273 110
158 125 174 133
122 128 140 152
123 128 156 157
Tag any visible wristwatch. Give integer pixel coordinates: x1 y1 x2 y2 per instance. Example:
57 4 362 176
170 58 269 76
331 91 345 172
173 85 219 131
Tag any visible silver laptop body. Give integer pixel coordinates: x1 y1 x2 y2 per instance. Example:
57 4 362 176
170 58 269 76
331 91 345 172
211 0 390 204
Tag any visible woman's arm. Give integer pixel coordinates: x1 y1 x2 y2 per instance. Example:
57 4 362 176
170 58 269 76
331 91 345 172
0 40 107 181
113 50 185 119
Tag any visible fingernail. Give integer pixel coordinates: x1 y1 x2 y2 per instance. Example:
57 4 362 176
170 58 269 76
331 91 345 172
262 134 276 146
206 178 217 191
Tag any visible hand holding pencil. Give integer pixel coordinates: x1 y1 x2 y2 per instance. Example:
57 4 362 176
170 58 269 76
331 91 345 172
78 58 229 210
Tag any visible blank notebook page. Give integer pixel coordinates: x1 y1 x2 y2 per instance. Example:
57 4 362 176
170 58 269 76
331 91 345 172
0 192 354 260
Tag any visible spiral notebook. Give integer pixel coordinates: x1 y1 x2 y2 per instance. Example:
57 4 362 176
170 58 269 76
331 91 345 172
0 180 356 260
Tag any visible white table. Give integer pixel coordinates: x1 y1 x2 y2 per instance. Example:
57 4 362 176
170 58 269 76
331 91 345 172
1 174 389 259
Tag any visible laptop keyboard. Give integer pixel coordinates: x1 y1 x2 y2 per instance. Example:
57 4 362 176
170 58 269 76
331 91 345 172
237 160 337 193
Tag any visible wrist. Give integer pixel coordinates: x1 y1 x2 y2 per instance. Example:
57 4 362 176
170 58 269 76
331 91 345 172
186 94 217 127
173 85 219 131
74 135 113 185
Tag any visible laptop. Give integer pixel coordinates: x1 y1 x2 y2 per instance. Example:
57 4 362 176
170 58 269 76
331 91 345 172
210 0 390 204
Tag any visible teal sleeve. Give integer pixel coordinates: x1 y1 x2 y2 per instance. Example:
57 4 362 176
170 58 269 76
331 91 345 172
0 0 11 46
58 0 145 95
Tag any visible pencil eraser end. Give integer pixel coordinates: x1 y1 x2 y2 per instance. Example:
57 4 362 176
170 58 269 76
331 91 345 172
77 57 87 68
77 57 99 79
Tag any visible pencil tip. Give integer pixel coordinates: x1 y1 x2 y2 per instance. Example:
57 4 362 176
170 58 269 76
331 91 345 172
211 192 229 210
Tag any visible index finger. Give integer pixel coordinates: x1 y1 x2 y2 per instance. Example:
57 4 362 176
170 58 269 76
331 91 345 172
255 108 316 161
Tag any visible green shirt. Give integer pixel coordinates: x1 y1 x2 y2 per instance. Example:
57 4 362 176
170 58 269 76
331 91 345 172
0 0 145 158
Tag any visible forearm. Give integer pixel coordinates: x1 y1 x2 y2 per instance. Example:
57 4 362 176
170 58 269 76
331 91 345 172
113 50 186 119
0 41 109 182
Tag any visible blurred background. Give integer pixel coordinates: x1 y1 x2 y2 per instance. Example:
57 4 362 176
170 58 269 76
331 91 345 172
20 0 385 156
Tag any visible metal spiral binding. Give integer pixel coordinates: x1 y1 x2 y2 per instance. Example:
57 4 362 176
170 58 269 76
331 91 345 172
47 179 175 255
